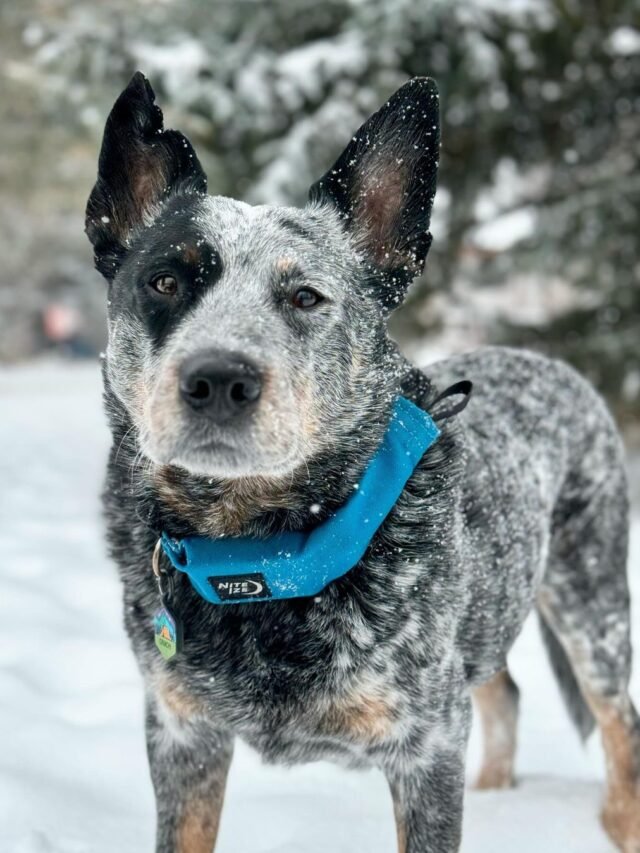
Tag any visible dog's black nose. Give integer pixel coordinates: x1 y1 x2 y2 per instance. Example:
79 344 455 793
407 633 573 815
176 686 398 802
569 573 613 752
179 351 262 421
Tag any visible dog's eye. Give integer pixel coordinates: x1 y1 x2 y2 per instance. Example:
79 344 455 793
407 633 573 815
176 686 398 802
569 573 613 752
149 274 178 296
291 288 323 309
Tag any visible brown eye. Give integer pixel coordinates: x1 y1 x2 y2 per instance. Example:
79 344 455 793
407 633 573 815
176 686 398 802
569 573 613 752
291 287 322 309
149 274 178 296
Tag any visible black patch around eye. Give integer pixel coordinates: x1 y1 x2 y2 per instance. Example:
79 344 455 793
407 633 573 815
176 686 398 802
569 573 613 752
113 202 223 349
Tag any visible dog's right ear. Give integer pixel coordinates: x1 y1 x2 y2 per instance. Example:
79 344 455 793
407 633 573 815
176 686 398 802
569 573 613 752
85 72 207 280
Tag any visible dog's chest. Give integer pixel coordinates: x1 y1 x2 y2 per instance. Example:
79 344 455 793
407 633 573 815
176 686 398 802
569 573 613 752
151 650 403 765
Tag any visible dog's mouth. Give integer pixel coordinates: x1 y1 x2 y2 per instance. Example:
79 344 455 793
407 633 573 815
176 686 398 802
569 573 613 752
165 437 305 479
185 438 236 457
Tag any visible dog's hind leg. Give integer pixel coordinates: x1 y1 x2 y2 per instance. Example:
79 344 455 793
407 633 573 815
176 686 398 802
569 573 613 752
541 596 640 852
588 694 640 853
145 693 233 853
472 668 519 789
538 465 640 852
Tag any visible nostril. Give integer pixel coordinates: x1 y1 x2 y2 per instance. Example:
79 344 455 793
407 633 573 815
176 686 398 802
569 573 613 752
190 378 212 401
180 374 213 405
229 378 261 406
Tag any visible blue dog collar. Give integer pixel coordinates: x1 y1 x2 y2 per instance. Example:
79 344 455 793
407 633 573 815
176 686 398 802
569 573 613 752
161 396 440 605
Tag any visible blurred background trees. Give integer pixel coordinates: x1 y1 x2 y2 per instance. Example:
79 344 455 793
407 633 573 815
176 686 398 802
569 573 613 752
1 0 638 424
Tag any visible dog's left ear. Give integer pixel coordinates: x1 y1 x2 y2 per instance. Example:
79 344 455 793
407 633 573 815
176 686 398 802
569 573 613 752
86 72 207 280
309 77 439 305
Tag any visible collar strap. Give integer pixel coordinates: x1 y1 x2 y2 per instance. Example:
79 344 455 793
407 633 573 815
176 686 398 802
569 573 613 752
161 396 440 605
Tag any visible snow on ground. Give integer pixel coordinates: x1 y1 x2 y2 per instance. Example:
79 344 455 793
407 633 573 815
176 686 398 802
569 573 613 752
1 360 638 853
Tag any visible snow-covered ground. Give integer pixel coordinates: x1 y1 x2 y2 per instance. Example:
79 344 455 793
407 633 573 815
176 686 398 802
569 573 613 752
1 361 638 853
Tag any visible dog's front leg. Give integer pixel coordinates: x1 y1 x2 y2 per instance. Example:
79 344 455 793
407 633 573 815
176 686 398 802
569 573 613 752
386 697 471 853
145 698 233 853
388 751 466 853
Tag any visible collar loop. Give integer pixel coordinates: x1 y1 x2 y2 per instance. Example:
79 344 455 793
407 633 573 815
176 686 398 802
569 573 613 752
430 380 473 423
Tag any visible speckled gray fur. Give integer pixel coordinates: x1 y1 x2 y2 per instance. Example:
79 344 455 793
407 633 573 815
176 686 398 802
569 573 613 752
86 73 639 853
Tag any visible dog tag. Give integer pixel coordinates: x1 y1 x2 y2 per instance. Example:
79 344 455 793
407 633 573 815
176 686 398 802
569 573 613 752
152 538 183 660
154 600 182 660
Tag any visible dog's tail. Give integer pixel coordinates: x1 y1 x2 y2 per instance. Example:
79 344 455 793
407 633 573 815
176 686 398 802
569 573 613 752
537 612 596 741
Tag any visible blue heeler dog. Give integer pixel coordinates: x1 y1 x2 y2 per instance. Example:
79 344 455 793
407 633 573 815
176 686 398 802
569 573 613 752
86 72 640 852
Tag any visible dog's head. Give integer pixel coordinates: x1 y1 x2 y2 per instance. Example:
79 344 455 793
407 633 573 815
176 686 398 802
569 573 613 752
87 72 439 478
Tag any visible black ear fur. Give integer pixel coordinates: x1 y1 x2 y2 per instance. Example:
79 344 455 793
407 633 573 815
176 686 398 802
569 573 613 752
309 77 440 304
85 72 207 280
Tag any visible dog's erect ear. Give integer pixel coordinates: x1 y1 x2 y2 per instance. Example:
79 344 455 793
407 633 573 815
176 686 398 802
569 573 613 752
309 78 439 303
85 72 207 280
